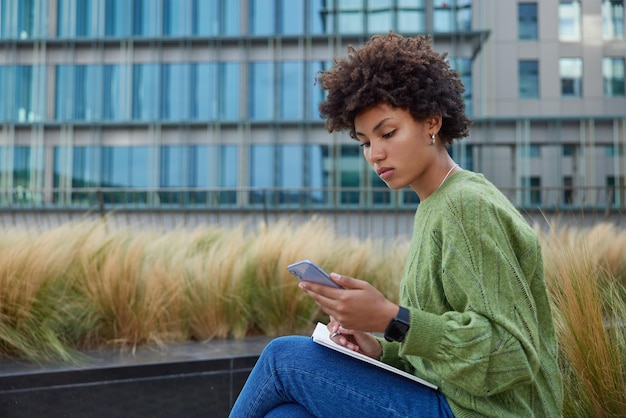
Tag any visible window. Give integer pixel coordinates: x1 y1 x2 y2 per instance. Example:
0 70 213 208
450 57 473 115
220 63 239 120
522 176 541 206
101 146 149 204
368 0 392 34
337 0 364 34
191 0 239 36
340 145 362 205
518 3 538 40
603 57 625 97
58 0 93 37
602 0 625 40
559 1 581 41
161 64 190 120
397 0 426 33
519 60 539 98
281 62 304 120
560 58 583 97
249 62 274 120
133 0 158 36
132 64 159 121
280 0 304 34
250 0 275 35
562 144 574 157
563 176 573 205
104 0 131 37
55 65 102 121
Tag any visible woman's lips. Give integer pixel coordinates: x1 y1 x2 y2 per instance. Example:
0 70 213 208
377 167 394 180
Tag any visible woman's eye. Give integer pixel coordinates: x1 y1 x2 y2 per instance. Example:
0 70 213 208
382 130 394 138
359 142 370 148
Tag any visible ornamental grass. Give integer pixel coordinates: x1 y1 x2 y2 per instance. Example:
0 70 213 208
0 218 624 417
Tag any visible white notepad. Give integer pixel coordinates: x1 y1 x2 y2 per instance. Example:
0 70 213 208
311 322 438 390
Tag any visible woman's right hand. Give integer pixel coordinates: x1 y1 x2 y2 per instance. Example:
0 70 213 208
327 317 383 360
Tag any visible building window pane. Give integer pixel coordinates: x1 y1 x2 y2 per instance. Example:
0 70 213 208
434 0 453 32
518 2 538 40
163 0 192 36
103 65 122 120
133 64 159 121
603 57 625 96
58 0 94 37
397 8 426 33
456 0 472 31
522 176 541 206
368 0 392 34
250 144 275 204
450 57 472 115
602 0 625 40
133 0 158 36
105 0 131 37
519 60 539 98
310 0 326 34
559 1 581 41
337 0 363 34
192 0 217 36
309 61 327 120
191 63 218 120
281 0 304 34
250 0 275 35
281 61 303 120
249 62 274 120
560 58 583 97
14 65 45 122
220 63 239 120
102 146 149 204
161 64 190 120
340 145 362 205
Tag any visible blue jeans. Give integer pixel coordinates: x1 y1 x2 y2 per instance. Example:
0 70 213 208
229 336 454 418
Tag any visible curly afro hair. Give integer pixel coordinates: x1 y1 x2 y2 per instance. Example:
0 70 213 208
317 33 471 146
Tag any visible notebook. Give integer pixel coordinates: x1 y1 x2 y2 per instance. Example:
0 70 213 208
311 322 438 389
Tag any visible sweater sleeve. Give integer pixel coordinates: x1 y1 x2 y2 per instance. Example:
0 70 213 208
395 192 543 396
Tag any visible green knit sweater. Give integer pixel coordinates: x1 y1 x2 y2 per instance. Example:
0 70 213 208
379 171 563 417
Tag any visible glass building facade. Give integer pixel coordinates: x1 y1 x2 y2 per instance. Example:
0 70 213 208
0 0 624 214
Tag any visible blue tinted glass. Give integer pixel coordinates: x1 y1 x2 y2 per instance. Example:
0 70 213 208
250 145 275 188
368 0 391 33
309 62 326 119
13 0 47 39
191 63 217 120
193 0 218 35
162 63 190 120
220 145 238 188
281 145 304 189
251 0 275 35
76 0 93 36
72 65 102 120
281 0 303 34
518 3 538 40
55 65 73 120
72 146 100 187
0 66 6 120
340 145 362 205
13 146 30 187
519 60 539 98
220 63 239 120
398 10 425 33
133 0 158 36
16 65 45 122
133 64 159 120
190 145 209 187
309 0 326 34
603 57 625 96
281 61 303 120
160 145 187 187
102 146 149 188
164 0 193 36
337 0 363 34
105 0 131 37
224 0 240 35
103 65 121 120
250 62 274 120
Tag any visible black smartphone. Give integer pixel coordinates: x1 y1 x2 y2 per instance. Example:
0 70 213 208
287 259 343 289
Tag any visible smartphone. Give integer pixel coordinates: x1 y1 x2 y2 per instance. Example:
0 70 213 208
287 259 343 289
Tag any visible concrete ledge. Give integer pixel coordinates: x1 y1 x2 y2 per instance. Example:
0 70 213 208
0 337 273 418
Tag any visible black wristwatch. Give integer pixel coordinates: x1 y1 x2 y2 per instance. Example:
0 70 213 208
384 306 410 342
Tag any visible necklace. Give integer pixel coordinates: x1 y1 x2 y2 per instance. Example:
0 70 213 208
437 164 459 190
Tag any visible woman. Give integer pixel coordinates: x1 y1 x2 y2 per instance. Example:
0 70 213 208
229 33 562 418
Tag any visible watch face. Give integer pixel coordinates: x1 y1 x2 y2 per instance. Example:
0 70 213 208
385 319 410 342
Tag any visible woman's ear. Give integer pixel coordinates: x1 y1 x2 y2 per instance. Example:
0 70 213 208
427 114 442 133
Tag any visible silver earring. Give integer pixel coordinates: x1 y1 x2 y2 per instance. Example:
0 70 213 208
431 134 436 145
